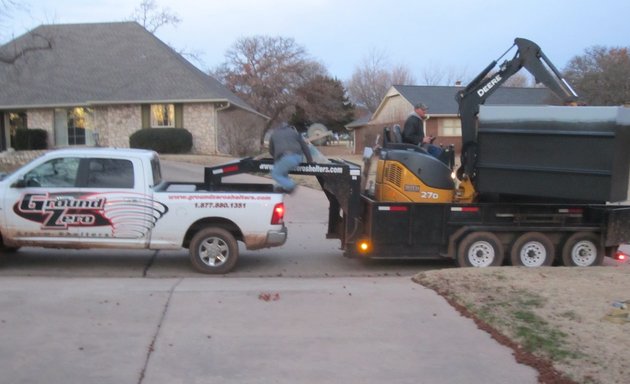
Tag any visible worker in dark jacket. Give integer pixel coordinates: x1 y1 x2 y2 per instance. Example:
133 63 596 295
269 124 313 193
402 102 442 158
402 102 431 146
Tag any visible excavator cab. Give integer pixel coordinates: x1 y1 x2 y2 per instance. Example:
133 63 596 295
368 126 457 203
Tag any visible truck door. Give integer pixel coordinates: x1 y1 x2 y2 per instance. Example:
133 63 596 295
80 156 161 247
5 156 155 248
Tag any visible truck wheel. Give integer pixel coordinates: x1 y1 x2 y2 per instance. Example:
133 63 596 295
510 232 555 267
457 232 504 267
189 227 238 274
0 235 20 253
561 232 603 267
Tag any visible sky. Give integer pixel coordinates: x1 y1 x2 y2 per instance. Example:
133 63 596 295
2 0 629 84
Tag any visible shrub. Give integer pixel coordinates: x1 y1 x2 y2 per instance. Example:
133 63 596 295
13 128 48 150
129 128 193 154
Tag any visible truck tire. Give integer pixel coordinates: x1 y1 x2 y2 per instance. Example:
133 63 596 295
561 232 603 267
510 232 555 267
0 235 20 254
189 227 238 274
457 232 504 267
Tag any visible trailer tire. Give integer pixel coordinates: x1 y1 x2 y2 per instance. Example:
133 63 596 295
189 227 238 274
510 232 555 267
561 232 603 267
457 232 504 267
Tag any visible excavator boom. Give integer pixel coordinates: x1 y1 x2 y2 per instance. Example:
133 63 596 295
456 38 579 180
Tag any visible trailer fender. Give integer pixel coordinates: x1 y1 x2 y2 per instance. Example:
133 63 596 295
605 207 630 247
447 227 472 258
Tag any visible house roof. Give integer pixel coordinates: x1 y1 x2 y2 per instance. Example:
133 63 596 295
0 21 258 114
378 85 562 116
345 112 372 130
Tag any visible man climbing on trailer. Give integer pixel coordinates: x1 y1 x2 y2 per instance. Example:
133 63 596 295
269 124 313 194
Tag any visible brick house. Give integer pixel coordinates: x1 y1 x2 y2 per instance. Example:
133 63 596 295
348 84 562 154
0 22 266 154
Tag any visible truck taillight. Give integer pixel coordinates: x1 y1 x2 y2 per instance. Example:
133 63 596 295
614 250 628 262
271 203 285 225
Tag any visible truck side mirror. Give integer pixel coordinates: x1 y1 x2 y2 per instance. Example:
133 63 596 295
12 175 40 188
11 178 27 188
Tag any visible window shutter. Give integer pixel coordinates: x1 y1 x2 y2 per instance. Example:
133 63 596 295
141 105 150 129
175 104 183 128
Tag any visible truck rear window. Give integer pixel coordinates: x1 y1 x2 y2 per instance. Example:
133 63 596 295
151 156 162 185
86 158 134 188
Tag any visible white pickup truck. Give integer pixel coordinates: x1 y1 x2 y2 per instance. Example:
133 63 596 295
0 148 287 273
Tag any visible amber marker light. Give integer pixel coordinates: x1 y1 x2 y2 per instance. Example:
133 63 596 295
358 240 370 253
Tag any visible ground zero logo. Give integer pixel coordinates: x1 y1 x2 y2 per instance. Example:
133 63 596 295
16 193 108 229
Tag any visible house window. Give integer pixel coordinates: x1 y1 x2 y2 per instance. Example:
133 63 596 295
150 104 175 127
54 107 95 146
8 112 27 148
438 118 462 137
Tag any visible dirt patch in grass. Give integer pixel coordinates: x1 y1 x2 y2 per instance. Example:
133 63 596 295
413 266 630 384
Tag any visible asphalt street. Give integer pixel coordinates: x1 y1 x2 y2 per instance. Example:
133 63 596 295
0 160 543 383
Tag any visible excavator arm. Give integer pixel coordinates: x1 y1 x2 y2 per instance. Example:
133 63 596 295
456 38 579 180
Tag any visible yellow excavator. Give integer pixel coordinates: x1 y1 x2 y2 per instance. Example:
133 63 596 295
370 37 579 205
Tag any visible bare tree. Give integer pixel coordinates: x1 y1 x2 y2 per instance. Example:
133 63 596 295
128 1 205 66
0 0 52 66
420 64 445 86
391 64 415 86
213 35 327 144
420 63 469 86
130 0 180 33
502 72 533 87
0 0 26 41
346 49 416 112
564 46 630 105
0 31 51 64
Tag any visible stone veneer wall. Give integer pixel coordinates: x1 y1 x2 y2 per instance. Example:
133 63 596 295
95 105 141 149
98 103 218 154
21 103 233 155
184 103 216 154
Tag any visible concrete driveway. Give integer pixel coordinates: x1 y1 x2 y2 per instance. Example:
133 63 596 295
0 277 538 384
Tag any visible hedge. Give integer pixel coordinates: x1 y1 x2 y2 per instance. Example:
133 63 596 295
13 128 48 150
129 128 193 154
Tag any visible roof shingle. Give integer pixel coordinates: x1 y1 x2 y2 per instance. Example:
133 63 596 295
0 22 253 111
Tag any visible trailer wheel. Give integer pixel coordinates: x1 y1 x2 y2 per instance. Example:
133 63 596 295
189 227 238 274
510 232 555 267
561 232 603 267
457 232 504 267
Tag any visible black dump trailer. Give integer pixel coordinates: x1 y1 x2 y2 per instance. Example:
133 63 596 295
205 157 630 268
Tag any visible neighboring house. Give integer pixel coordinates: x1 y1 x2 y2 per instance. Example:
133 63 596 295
349 85 562 154
344 112 371 154
0 22 266 154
